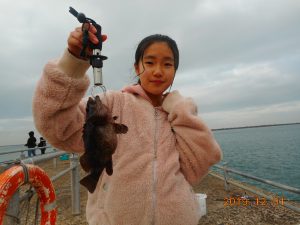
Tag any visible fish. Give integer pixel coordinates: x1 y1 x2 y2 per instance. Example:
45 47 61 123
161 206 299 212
80 95 128 193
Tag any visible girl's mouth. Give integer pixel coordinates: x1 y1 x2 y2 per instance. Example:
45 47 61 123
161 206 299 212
151 80 164 84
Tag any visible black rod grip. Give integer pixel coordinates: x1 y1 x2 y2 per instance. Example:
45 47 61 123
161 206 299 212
69 7 86 23
69 7 78 17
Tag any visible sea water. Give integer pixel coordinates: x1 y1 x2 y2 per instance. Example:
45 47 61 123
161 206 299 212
1 124 299 201
212 123 300 202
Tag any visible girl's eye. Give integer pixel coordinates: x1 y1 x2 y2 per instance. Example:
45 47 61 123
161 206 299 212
165 63 173 67
145 61 153 65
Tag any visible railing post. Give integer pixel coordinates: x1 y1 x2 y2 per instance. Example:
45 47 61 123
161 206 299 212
223 162 230 191
70 153 80 215
20 151 25 160
52 149 57 169
53 158 57 169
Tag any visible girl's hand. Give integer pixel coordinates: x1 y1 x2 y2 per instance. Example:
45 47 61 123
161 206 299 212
67 24 107 59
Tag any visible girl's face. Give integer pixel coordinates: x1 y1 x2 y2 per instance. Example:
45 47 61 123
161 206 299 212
135 42 176 97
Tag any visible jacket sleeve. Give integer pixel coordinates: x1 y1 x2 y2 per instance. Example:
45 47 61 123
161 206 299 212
162 91 223 185
33 49 92 153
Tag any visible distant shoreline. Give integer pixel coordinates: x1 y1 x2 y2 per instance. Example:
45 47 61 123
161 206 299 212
212 122 300 131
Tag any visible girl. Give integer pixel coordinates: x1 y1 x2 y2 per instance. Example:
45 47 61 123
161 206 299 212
33 25 222 225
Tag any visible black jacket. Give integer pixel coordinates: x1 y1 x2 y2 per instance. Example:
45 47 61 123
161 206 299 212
25 137 37 148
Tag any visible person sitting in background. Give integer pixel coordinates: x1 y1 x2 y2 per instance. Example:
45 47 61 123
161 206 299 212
38 137 47 154
24 131 36 157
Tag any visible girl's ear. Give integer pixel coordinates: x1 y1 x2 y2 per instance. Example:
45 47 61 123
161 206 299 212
134 63 139 75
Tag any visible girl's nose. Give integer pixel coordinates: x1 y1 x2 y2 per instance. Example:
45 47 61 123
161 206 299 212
153 65 163 76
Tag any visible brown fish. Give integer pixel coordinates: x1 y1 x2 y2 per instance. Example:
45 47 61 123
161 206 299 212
80 95 128 193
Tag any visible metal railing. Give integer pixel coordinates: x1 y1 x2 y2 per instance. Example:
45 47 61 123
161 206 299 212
0 145 57 163
0 146 81 224
212 162 300 213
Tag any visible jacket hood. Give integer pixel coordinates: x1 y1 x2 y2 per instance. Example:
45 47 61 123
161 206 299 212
121 84 153 104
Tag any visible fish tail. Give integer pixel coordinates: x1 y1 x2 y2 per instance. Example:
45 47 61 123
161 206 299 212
106 159 113 175
79 154 91 172
80 173 99 193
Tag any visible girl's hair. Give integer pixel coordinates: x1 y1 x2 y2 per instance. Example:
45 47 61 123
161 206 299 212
134 35 179 85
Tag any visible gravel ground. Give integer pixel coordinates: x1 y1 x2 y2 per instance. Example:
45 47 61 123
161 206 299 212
194 172 300 225
3 158 300 225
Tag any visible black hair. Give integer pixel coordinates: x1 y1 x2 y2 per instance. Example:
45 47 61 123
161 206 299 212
135 34 179 69
134 34 179 84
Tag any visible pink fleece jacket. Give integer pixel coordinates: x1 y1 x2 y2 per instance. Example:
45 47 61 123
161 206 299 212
33 50 222 225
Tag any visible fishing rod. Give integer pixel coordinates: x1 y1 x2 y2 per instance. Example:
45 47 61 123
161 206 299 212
69 7 107 94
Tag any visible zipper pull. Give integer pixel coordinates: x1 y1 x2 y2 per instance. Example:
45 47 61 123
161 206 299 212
154 109 158 117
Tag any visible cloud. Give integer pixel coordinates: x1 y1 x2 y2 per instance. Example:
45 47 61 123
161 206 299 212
0 117 36 145
0 0 299 144
202 101 300 129
180 0 300 70
176 60 300 113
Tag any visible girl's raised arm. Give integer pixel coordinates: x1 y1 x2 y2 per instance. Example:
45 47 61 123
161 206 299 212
33 50 91 153
33 25 108 153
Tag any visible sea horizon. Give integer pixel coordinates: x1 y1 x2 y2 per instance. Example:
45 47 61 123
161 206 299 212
1 123 299 201
212 121 300 131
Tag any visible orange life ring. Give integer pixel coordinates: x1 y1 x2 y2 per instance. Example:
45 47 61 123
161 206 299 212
0 164 57 224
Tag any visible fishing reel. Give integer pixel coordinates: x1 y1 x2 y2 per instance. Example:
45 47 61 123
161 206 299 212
69 7 107 94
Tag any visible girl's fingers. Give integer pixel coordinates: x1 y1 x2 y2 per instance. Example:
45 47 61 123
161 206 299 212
74 26 98 44
102 34 107 42
89 24 97 33
75 26 82 32
88 24 107 41
68 30 83 48
84 32 107 45
67 25 108 58
74 25 107 43
88 32 99 44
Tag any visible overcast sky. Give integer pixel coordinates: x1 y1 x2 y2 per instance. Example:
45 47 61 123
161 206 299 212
0 0 299 145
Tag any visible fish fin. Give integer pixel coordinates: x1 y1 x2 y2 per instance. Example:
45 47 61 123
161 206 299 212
113 123 128 134
87 96 94 103
86 97 95 109
106 159 113 176
95 95 102 104
80 168 105 193
79 154 91 172
86 97 97 118
80 172 99 193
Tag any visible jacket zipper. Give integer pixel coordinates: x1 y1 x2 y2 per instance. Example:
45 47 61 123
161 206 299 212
151 108 159 225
